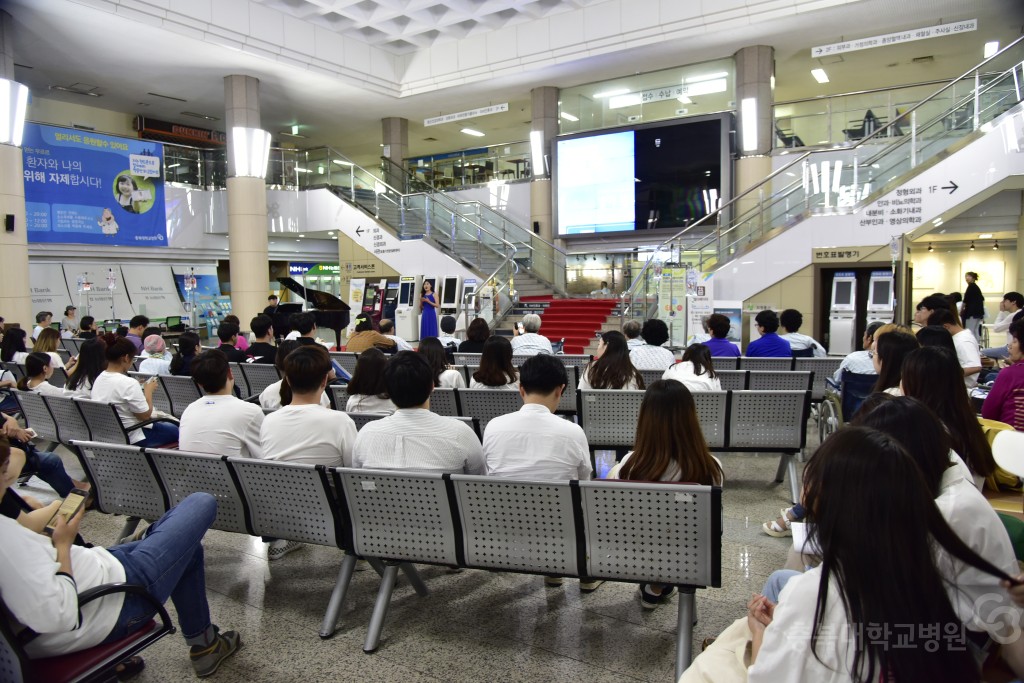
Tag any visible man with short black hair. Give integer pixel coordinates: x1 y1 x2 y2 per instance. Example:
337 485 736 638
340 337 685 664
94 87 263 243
437 315 460 349
263 294 279 317
914 294 957 327
216 322 248 363
126 315 149 353
746 310 791 357
247 315 277 364
704 313 740 358
928 308 982 388
352 351 484 474
833 320 885 382
180 350 264 458
77 316 98 340
629 318 676 370
984 292 1024 360
284 311 314 342
779 308 826 358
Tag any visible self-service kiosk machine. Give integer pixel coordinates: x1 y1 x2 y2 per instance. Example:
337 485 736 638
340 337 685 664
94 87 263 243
829 271 858 356
439 276 461 317
460 278 477 331
382 278 400 322
395 275 422 341
866 270 895 324
361 279 386 329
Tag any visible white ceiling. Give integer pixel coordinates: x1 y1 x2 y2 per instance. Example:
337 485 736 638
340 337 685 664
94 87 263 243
7 0 1024 165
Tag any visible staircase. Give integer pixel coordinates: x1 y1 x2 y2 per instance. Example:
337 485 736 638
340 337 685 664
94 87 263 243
496 298 619 355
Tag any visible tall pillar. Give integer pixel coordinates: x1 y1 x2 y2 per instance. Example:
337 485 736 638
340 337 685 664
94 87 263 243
530 86 560 286
0 10 31 329
224 75 269 322
380 117 408 189
733 46 775 246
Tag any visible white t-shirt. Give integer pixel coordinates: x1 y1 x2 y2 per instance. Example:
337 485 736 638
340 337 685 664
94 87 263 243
607 452 724 484
65 375 94 399
28 380 70 398
662 362 722 392
179 393 265 458
258 379 330 411
438 334 460 348
438 368 466 389
44 352 65 369
951 328 982 389
483 404 591 480
510 333 553 356
260 403 356 467
781 332 827 357
353 408 485 474
138 357 172 376
628 344 676 371
345 393 397 414
0 515 125 657
384 334 413 352
32 325 46 340
90 371 151 443
470 374 520 391
578 367 641 391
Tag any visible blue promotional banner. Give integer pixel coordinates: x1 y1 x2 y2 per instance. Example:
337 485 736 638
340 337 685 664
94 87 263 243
22 123 166 246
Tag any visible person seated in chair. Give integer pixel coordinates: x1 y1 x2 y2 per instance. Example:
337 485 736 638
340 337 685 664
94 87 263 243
180 349 264 458
437 315 460 350
745 310 791 358
378 318 412 351
345 315 396 354
215 322 248 364
779 309 826 358
246 315 277 364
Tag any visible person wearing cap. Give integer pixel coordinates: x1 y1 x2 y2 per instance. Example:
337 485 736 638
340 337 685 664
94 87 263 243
138 334 172 375
60 306 78 338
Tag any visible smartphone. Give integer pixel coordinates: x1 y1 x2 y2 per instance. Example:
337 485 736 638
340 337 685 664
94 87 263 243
516 322 525 334
44 488 89 536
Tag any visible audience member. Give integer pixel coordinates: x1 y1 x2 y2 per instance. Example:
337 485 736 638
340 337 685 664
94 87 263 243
832 320 884 382
510 313 553 356
663 343 721 391
33 328 68 369
91 337 179 447
928 307 982 388
438 315 460 349
345 315 396 354
914 293 959 327
288 312 334 352
216 322 248 363
984 292 1024 359
0 436 242 676
622 320 643 350
901 346 996 489
470 336 519 390
259 341 331 411
1 412 88 496
0 327 29 364
76 315 98 339
60 306 78 337
138 335 172 375
169 332 201 377
459 317 490 353
871 330 918 395
65 337 106 398
32 310 52 341
982 320 1024 430
746 310 791 357
180 350 264 458
378 318 412 351
609 380 723 609
246 314 277 364
580 331 643 390
778 309 826 357
628 318 676 370
125 315 149 354
16 352 68 397
221 315 249 352
345 348 396 414
353 351 484 474
418 337 466 388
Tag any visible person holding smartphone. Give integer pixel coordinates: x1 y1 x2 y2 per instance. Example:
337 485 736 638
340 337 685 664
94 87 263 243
509 313 553 356
0 435 242 676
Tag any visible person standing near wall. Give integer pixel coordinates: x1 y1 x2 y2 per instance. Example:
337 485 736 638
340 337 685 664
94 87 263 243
962 271 985 339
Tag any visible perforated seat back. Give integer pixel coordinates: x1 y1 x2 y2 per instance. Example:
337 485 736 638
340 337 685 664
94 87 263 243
338 468 456 565
429 387 459 416
578 480 721 587
228 457 341 547
739 357 793 371
638 369 663 388
711 356 739 370
240 363 280 397
557 366 578 413
60 338 79 355
128 372 173 415
794 358 843 401
451 475 577 574
158 375 202 417
454 352 481 366
48 367 68 389
75 441 167 519
330 352 359 375
12 390 59 443
74 399 130 444
455 388 523 432
747 371 813 392
148 449 249 534
345 411 389 430
2 363 24 381
690 391 730 449
716 370 747 390
43 395 91 444
578 389 645 448
729 390 809 450
228 363 250 397
555 354 593 369
328 385 348 411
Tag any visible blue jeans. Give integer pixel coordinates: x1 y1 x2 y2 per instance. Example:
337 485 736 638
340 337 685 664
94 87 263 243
762 569 802 603
103 493 217 647
983 345 1010 360
790 503 805 520
25 447 75 497
135 422 180 448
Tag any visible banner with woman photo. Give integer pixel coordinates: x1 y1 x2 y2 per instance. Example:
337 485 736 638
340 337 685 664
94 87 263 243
22 123 166 246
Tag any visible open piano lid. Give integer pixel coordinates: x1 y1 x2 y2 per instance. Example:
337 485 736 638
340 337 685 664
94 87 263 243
276 277 350 311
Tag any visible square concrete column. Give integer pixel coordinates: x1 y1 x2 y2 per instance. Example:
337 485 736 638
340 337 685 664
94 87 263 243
530 86 558 241
381 117 408 188
734 45 774 157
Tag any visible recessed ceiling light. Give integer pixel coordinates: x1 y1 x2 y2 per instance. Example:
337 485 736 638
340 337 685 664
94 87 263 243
148 92 187 102
560 112 579 122
461 128 485 137
984 41 1000 59
278 131 308 139
979 233 993 238
811 68 830 84
593 88 630 99
299 234 305 237
685 71 729 83
49 85 101 97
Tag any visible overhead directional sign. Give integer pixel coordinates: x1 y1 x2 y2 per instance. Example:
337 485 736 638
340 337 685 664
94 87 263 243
424 103 509 127
811 19 976 57
941 181 959 194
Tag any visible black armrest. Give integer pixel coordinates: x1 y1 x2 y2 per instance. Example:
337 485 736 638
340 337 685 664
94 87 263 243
78 582 173 630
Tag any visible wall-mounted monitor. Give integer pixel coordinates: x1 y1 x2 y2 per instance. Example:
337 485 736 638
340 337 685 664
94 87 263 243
553 113 733 238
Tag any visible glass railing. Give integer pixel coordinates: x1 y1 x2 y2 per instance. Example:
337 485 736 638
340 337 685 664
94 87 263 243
622 34 1024 325
404 140 535 190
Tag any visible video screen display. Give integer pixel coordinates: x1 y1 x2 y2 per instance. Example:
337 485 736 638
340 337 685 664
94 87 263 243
555 115 728 236
833 281 853 306
871 280 891 306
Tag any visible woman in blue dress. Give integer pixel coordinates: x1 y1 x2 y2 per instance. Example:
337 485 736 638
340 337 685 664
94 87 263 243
420 280 440 339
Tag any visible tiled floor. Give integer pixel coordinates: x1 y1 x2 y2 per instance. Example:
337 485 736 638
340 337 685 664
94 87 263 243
23 446 802 682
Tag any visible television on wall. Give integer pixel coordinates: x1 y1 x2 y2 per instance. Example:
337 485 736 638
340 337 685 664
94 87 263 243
553 113 733 238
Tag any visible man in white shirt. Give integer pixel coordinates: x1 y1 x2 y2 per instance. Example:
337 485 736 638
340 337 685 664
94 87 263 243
779 309 826 358
832 320 884 383
483 354 591 481
983 292 1023 360
353 351 485 474
260 345 356 468
510 313 553 356
179 349 264 458
378 318 412 351
32 310 52 341
628 318 676 371
437 315 460 349
928 308 982 388
623 320 644 350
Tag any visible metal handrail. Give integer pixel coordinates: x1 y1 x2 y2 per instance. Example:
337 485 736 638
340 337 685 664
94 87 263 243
619 34 1024 324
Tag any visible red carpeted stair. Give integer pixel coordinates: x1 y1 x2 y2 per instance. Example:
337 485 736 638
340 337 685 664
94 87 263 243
525 298 618 354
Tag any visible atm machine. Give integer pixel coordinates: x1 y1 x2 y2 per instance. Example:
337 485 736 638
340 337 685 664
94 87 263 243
395 275 422 341
439 276 461 317
866 270 895 325
828 271 858 356
381 278 400 322
361 278 386 328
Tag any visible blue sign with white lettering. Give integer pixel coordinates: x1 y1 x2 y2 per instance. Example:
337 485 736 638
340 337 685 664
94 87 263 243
22 123 166 246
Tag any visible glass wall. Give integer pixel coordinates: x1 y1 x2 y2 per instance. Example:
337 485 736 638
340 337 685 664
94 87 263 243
404 140 534 189
558 57 735 135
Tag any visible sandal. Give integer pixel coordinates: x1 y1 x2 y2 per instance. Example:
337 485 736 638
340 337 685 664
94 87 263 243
762 508 793 537
115 655 145 680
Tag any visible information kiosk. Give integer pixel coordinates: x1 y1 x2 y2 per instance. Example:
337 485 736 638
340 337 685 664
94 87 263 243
866 270 895 324
395 275 422 341
439 276 461 317
829 271 858 356
382 279 400 322
361 279 386 328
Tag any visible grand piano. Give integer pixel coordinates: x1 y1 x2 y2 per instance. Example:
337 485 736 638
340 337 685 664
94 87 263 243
273 277 351 349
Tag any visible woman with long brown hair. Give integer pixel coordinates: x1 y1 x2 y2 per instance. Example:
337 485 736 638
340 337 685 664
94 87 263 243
470 336 518 390
579 331 644 390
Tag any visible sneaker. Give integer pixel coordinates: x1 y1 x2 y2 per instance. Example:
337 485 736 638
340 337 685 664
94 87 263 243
637 584 676 610
190 630 241 678
579 579 604 593
544 577 564 586
267 539 302 561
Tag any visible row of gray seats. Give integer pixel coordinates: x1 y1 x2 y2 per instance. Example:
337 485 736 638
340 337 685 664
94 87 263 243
73 440 721 679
